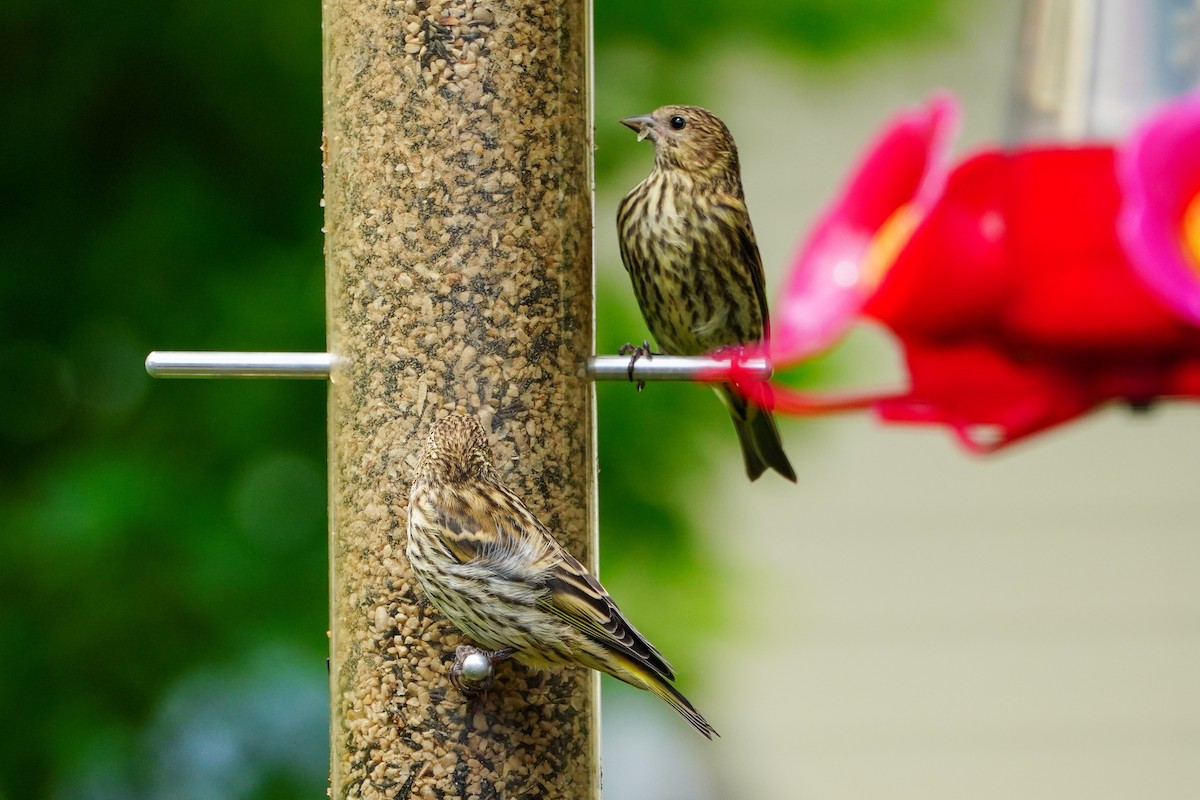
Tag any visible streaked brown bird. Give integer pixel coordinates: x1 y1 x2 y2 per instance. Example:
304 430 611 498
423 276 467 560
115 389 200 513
407 413 717 738
617 105 796 482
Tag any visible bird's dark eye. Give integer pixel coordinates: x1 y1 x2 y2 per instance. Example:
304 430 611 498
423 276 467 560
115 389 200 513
669 115 687 130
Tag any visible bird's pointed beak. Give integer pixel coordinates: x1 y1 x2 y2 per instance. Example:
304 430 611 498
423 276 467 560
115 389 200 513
621 115 657 142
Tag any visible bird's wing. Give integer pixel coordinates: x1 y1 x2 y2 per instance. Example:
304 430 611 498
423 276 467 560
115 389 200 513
728 207 771 338
536 543 676 680
428 489 499 563
428 484 555 581
616 194 635 274
428 480 676 680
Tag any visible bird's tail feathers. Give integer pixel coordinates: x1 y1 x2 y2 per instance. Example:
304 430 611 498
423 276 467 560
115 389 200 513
719 386 797 483
644 672 719 739
608 653 718 739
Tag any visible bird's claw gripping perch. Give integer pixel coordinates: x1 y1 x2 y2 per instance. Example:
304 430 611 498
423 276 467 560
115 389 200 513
449 644 514 696
618 340 655 391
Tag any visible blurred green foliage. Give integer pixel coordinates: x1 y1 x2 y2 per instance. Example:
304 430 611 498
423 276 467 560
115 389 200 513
0 0 943 797
597 0 945 55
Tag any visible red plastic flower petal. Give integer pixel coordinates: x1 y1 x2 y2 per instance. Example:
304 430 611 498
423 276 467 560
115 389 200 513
737 91 1200 451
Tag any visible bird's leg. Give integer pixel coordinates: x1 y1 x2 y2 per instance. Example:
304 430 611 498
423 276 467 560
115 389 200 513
709 343 756 386
487 647 515 663
708 343 748 363
450 644 514 730
618 340 655 391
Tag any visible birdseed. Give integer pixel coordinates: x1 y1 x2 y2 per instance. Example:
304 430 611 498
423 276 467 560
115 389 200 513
323 0 596 797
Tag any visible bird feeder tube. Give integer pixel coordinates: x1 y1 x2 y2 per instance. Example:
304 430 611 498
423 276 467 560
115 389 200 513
323 0 598 797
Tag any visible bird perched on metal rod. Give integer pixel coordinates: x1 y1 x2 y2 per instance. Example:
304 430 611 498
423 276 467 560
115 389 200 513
617 104 796 482
407 413 717 738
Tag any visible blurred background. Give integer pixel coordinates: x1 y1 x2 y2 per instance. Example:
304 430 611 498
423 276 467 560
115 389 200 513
5 1 1200 798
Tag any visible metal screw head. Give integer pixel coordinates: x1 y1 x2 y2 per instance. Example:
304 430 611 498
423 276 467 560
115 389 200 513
460 652 493 684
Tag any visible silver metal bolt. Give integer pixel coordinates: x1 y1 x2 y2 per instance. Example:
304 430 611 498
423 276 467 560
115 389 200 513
460 651 493 684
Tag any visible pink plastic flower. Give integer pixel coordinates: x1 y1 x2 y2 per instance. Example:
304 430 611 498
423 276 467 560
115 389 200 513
1119 90 1200 325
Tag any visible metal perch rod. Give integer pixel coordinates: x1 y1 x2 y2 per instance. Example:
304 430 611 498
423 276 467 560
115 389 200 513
145 351 771 383
587 355 773 382
145 351 335 379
